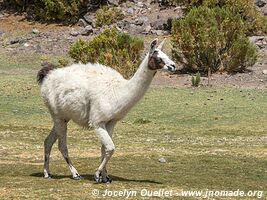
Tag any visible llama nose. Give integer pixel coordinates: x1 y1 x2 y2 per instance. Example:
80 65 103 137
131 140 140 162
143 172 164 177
168 64 176 72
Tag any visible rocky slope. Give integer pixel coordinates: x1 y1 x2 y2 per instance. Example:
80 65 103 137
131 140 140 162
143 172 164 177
0 0 266 89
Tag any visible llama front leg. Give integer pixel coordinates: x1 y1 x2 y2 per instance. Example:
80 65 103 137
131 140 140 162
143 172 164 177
56 119 82 180
44 126 57 178
95 124 115 183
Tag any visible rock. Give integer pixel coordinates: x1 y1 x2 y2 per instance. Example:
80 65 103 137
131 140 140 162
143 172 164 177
137 1 147 8
32 28 40 34
255 0 267 7
0 31 5 37
78 18 87 27
10 38 20 45
83 14 94 25
127 7 134 15
134 16 148 26
141 9 147 14
70 29 79 37
34 44 42 53
24 43 30 47
263 70 267 74
81 25 93 36
108 0 119 6
158 157 166 163
151 30 164 36
128 24 145 34
150 19 168 30
117 20 126 29
144 25 152 33
249 36 267 49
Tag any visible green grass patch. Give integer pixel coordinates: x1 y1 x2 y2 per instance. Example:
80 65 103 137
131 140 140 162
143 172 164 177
0 72 266 199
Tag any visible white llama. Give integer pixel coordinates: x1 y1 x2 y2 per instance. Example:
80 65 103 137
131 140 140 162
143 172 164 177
37 39 176 183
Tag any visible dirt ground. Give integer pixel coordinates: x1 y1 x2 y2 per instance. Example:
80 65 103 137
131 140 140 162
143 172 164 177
0 13 267 89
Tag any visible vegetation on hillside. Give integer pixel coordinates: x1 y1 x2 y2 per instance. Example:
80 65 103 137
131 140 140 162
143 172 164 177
3 0 91 23
95 6 124 27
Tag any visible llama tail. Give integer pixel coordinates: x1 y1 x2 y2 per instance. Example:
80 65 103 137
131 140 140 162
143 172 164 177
37 62 56 85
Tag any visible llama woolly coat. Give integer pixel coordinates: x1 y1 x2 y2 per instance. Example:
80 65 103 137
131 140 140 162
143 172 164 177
41 62 134 127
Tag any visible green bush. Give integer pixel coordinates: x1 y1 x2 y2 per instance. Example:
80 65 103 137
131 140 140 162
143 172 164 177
172 6 257 73
4 0 90 23
171 0 267 35
95 6 124 27
69 28 144 78
191 72 201 87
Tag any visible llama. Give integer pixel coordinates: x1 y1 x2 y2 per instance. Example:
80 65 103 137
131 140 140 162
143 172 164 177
37 39 176 183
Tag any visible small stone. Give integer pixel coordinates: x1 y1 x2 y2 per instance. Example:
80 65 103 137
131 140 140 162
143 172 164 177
141 9 147 14
34 44 42 53
81 25 93 36
151 30 163 36
0 31 5 37
108 0 119 6
127 8 134 15
24 43 30 47
117 21 125 29
137 2 143 7
255 0 267 7
144 25 151 33
78 18 87 27
83 14 94 25
32 28 39 34
158 157 166 163
10 38 20 45
263 70 267 75
70 29 79 37
134 16 148 26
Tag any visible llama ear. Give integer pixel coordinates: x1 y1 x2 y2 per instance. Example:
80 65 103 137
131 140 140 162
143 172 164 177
157 38 166 50
149 39 158 56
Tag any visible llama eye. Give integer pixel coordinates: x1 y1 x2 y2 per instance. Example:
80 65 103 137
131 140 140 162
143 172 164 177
158 58 163 63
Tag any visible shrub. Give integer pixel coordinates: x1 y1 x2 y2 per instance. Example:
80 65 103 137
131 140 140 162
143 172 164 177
171 0 267 35
69 28 144 78
58 58 70 67
191 72 201 87
95 6 124 27
172 6 257 73
3 0 90 23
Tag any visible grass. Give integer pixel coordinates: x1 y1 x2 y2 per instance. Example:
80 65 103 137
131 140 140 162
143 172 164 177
0 67 266 199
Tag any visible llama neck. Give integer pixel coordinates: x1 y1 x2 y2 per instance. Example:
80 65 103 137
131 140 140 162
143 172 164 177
120 54 156 109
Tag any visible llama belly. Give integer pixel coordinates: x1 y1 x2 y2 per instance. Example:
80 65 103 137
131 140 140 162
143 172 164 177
43 92 90 127
58 102 90 126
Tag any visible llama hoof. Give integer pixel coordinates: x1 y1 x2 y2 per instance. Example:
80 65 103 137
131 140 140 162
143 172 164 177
94 173 112 183
73 172 83 180
44 173 53 179
73 175 83 180
94 174 102 183
103 176 112 184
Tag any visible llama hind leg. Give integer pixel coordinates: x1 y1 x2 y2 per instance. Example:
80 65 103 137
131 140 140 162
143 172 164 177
100 121 116 183
95 124 115 183
56 119 82 180
44 126 57 178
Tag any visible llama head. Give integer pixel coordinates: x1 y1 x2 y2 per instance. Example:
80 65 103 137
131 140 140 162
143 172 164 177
148 39 176 72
